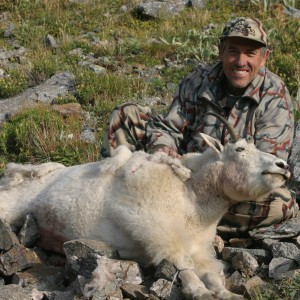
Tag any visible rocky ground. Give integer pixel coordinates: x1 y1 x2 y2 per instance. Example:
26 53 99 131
0 212 300 300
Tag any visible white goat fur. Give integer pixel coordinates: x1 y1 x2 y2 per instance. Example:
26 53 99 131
0 134 290 300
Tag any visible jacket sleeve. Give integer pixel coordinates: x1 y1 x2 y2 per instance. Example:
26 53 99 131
145 68 205 153
254 82 294 161
145 93 187 152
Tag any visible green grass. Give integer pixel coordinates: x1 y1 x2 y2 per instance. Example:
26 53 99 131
253 272 300 299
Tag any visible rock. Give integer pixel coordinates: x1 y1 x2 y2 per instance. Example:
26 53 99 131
249 217 300 239
269 257 299 279
44 34 59 49
0 284 32 300
225 271 246 295
18 213 40 248
45 290 76 300
0 47 27 68
121 283 150 299
0 72 76 118
0 218 19 251
64 239 120 278
81 256 143 299
231 251 259 277
155 259 177 281
288 120 300 197
80 128 96 144
11 264 66 291
64 239 119 258
150 278 173 299
284 5 300 19
270 242 300 264
0 243 42 276
3 23 15 38
261 238 279 250
135 0 204 19
222 247 272 264
136 1 185 19
229 237 253 248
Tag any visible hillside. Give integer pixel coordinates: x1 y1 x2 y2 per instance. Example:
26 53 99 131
0 0 299 171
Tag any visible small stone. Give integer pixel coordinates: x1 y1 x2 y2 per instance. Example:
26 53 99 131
18 214 40 247
231 251 259 276
225 271 246 295
0 218 19 251
229 237 253 248
150 278 172 299
121 283 149 299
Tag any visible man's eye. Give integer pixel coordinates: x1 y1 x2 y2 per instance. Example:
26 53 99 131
247 51 257 56
236 147 245 152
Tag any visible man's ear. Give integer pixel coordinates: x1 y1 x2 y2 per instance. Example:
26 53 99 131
260 48 270 67
200 133 224 154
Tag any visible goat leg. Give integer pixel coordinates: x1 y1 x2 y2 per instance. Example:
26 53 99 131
178 269 216 300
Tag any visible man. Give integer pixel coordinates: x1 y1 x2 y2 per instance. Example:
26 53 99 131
101 17 298 234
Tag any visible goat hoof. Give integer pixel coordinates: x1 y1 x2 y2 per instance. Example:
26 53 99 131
193 291 217 300
216 292 244 300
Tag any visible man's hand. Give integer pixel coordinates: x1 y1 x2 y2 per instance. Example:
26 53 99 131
152 146 181 159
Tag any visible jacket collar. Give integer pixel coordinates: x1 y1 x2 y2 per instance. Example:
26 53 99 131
197 62 266 105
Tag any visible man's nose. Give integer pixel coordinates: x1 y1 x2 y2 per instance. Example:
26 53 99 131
235 54 247 66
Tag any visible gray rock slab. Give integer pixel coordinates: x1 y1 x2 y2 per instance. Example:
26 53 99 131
0 284 32 300
0 72 76 118
249 217 300 239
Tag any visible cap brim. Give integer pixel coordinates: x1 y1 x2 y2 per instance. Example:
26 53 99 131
219 35 267 47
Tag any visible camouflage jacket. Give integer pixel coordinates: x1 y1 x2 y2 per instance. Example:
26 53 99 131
146 62 294 161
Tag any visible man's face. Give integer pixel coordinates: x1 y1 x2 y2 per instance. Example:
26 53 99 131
219 37 269 93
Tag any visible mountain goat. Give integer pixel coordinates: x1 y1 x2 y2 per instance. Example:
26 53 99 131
0 114 290 300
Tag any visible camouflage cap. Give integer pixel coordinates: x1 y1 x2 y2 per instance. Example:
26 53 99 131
220 17 267 47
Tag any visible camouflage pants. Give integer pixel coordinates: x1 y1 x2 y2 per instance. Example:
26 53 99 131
101 103 299 233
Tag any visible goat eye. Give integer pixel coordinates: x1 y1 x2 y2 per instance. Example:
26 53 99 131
235 147 245 152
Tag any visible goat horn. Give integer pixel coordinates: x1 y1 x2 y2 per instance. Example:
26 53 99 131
204 112 238 143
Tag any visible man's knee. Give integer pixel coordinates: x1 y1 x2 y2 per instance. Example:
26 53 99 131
218 188 299 233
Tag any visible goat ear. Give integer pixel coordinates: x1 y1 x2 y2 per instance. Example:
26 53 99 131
200 133 224 154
